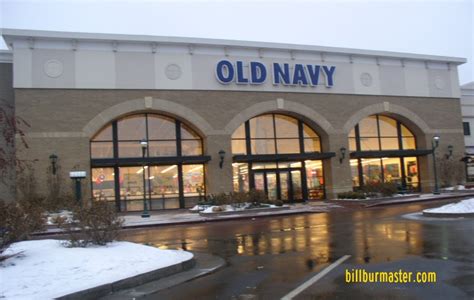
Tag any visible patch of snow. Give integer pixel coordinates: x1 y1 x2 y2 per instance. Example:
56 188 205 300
46 210 74 225
201 205 235 213
402 212 465 221
423 199 474 214
1 239 192 299
443 185 466 191
200 203 277 214
189 205 209 212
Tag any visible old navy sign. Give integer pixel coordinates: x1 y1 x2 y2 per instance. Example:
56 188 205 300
215 60 336 87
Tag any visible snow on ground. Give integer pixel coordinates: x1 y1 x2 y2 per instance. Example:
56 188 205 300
443 185 466 191
423 198 474 214
1 239 193 299
200 203 276 214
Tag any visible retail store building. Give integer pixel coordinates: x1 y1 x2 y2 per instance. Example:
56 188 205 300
0 29 467 210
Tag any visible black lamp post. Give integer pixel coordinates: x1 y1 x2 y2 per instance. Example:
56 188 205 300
49 154 58 175
140 139 150 218
432 135 440 195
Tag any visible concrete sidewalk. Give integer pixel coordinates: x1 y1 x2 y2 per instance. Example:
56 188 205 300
120 192 474 228
37 192 474 235
120 202 339 229
329 191 474 208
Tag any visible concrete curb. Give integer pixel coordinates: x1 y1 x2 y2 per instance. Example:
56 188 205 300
422 211 474 218
364 193 474 207
99 252 226 299
33 206 327 237
56 255 196 300
122 207 324 229
198 206 288 217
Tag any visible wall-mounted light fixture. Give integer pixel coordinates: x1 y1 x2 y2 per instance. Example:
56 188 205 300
49 154 58 175
339 147 346 164
445 145 453 159
218 150 226 169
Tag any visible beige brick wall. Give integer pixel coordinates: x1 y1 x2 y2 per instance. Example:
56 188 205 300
0 63 15 202
14 89 466 200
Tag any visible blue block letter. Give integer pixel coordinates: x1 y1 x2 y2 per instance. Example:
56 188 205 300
236 61 249 84
306 65 321 86
292 64 308 86
250 62 267 84
273 63 290 85
216 60 234 84
322 66 336 87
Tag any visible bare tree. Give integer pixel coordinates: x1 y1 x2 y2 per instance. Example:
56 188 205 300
437 157 465 188
0 97 34 202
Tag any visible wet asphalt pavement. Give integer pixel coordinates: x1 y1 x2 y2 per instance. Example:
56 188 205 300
119 199 474 300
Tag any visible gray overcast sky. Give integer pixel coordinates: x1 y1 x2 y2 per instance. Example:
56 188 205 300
1 0 473 84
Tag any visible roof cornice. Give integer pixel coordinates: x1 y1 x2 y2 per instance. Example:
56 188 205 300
0 50 12 63
1 28 467 65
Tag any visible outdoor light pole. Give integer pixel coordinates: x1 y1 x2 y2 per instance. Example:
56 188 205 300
432 135 440 195
140 139 150 218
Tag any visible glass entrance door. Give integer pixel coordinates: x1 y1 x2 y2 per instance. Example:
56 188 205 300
253 168 303 202
291 170 302 200
279 171 289 201
266 172 277 201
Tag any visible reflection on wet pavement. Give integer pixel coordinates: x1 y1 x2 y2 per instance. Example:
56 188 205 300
119 199 474 299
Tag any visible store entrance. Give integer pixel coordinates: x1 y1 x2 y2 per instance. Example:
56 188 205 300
253 168 303 202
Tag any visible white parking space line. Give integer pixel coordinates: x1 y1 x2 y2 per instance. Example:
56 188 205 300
281 254 351 300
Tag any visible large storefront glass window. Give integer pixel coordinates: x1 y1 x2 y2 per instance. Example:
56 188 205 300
231 114 325 201
182 164 205 207
233 163 249 192
90 113 208 211
148 165 180 210
92 168 115 201
305 160 324 200
404 157 419 189
349 114 420 191
119 166 146 211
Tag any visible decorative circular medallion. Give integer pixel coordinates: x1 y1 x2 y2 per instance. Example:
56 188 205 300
165 64 182 80
434 76 445 90
43 59 63 78
360 72 372 87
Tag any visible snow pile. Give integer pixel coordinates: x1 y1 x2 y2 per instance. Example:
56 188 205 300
1 239 193 299
202 204 236 213
189 205 210 212
200 203 276 214
423 198 474 214
443 185 466 191
46 210 74 225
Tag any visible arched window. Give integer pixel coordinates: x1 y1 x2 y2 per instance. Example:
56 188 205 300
348 114 419 191
90 113 209 211
232 114 326 201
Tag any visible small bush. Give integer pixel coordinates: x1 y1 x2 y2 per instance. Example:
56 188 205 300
205 193 232 206
337 191 366 199
230 191 250 205
273 200 284 206
361 182 398 197
0 200 45 260
60 201 123 247
248 189 267 205
201 190 269 207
